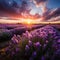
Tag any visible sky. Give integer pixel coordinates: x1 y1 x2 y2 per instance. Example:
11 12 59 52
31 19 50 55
0 0 60 23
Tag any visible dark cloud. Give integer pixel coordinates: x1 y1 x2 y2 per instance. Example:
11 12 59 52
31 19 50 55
0 0 31 17
0 0 60 22
0 0 18 14
49 8 60 17
43 8 60 20
47 16 60 22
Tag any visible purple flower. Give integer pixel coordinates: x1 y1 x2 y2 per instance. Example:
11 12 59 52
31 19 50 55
32 51 37 58
34 42 41 47
12 39 18 44
17 35 21 41
11 51 15 56
40 32 48 38
54 36 59 39
22 33 27 38
28 40 32 46
41 56 45 60
57 39 60 43
25 45 30 51
27 33 32 39
15 48 19 52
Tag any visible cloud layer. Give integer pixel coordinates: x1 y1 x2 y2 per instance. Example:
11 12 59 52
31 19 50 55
0 0 30 17
0 0 60 22
43 8 60 21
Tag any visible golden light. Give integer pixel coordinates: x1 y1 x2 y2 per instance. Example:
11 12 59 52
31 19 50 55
22 19 33 24
27 20 31 24
21 19 34 28
0 18 60 25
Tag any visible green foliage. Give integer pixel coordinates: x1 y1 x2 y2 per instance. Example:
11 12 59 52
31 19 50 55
0 31 12 42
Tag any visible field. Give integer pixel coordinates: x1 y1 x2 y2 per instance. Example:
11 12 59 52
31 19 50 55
0 23 60 60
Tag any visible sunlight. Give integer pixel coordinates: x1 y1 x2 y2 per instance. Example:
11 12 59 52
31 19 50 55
27 20 31 24
0 18 60 25
22 19 33 25
21 19 34 28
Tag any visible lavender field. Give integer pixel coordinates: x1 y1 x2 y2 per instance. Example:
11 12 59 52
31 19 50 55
0 0 60 60
0 24 60 60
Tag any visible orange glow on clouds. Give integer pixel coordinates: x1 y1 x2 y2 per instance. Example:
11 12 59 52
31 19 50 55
0 18 60 25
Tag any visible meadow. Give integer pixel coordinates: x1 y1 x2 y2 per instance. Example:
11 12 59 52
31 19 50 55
0 24 60 60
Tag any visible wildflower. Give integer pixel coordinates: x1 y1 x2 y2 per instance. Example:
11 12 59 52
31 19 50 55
25 45 30 51
11 51 15 56
34 42 41 47
32 51 37 58
15 47 19 52
41 56 45 60
28 40 32 46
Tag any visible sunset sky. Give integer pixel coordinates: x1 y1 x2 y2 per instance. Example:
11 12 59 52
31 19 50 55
0 0 60 23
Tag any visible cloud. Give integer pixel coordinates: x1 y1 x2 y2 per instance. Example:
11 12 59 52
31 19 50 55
30 7 60 22
31 7 60 22
33 0 47 6
49 8 60 17
43 8 60 21
0 0 31 18
0 0 17 13
0 0 60 22
33 0 48 13
47 16 60 22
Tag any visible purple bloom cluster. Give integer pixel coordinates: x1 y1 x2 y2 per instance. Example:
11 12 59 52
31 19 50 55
0 25 60 60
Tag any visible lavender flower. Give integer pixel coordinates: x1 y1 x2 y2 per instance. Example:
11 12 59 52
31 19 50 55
41 56 45 60
57 39 60 43
34 42 41 47
15 47 19 52
28 40 32 46
11 51 15 56
25 45 30 51
32 51 37 58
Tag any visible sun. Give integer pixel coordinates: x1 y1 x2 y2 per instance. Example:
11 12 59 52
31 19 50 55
21 19 33 28
22 19 32 25
26 20 31 24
